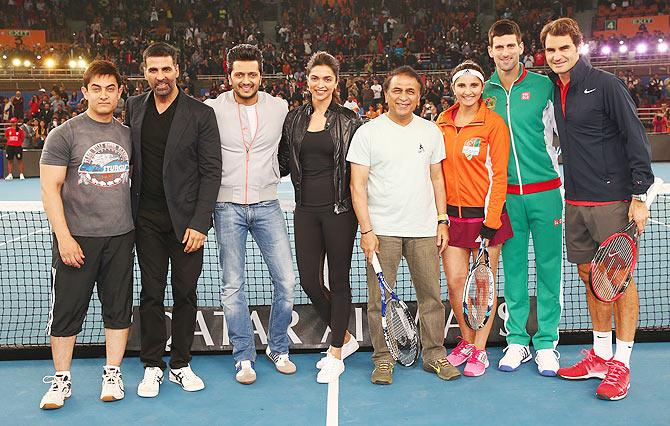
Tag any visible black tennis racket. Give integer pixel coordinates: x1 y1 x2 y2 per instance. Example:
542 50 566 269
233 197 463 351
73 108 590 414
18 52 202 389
462 240 495 330
589 178 664 302
371 253 419 367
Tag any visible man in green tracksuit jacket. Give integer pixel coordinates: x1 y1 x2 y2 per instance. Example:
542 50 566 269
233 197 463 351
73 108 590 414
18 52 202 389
483 20 563 376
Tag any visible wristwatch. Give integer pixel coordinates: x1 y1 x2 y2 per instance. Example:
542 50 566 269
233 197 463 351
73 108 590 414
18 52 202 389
632 193 647 202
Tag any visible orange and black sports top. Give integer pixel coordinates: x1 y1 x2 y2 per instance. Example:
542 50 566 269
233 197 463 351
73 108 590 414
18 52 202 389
436 100 510 232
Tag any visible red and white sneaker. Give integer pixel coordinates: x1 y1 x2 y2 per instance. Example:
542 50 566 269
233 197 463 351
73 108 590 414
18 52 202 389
596 360 631 401
447 337 474 367
557 349 609 380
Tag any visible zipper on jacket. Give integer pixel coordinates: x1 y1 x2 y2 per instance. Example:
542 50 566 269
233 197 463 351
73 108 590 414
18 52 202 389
491 81 524 195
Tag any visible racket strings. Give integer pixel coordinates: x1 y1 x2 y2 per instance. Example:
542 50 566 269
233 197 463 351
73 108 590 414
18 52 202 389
465 265 493 328
385 299 419 366
592 235 635 300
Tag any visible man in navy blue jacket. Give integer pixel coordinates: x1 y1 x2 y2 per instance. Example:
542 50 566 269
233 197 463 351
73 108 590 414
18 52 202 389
541 18 654 401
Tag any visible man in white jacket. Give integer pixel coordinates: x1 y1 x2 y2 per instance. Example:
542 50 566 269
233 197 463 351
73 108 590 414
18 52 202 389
205 44 296 385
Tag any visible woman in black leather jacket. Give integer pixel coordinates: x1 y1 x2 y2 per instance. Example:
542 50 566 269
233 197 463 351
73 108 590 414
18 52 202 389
278 51 363 383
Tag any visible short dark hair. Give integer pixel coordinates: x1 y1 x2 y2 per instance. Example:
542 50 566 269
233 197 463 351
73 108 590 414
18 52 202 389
383 66 424 94
488 19 522 45
227 44 263 74
142 42 179 67
83 60 122 88
540 17 583 49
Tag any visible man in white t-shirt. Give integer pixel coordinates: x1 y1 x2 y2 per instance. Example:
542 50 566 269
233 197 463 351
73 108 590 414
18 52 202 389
343 93 360 113
371 79 383 102
348 66 459 385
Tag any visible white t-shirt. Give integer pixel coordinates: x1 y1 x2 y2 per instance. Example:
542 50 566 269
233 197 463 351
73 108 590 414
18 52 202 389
347 114 445 237
371 83 382 99
343 100 359 112
243 104 258 140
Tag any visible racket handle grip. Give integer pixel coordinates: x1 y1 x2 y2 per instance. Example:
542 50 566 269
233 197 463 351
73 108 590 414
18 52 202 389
371 252 382 274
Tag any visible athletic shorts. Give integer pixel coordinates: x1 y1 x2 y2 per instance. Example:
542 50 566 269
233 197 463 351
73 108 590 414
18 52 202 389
447 212 514 249
565 202 629 264
5 145 22 160
47 231 135 337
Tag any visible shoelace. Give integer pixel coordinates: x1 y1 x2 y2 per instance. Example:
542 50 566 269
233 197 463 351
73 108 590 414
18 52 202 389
276 354 290 365
376 361 393 372
435 357 454 369
103 370 121 385
602 362 626 386
177 368 198 381
469 348 487 365
43 375 68 392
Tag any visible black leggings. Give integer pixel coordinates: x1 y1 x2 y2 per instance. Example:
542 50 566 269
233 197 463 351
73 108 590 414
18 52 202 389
294 207 358 348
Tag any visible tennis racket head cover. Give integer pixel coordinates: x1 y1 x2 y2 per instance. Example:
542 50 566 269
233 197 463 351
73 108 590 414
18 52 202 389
371 253 420 366
463 241 495 330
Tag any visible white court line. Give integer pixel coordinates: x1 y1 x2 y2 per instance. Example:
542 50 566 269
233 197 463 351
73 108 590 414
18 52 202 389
326 378 339 426
0 227 50 247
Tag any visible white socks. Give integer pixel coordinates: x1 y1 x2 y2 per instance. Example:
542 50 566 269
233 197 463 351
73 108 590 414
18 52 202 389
593 331 613 359
613 339 634 367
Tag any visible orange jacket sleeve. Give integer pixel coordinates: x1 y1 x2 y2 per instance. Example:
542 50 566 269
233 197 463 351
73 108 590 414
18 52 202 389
482 113 510 232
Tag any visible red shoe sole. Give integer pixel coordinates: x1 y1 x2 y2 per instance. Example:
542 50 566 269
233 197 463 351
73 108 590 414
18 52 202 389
558 371 607 380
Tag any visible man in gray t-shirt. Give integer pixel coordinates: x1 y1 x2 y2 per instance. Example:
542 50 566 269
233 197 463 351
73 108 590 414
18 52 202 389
38 61 134 410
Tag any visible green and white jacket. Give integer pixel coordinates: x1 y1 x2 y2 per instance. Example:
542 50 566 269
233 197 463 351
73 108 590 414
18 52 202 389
483 64 561 195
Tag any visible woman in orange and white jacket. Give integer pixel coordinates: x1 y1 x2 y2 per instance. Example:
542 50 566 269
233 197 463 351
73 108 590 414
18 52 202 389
436 60 512 378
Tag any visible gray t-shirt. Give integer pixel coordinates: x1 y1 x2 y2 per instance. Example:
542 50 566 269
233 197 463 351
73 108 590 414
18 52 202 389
40 113 133 237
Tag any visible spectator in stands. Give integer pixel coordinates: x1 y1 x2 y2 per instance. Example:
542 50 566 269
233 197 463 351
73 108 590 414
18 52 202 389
29 95 40 119
20 117 35 148
35 119 48 148
652 110 668 132
2 97 15 122
11 91 24 120
343 93 360 112
4 117 25 180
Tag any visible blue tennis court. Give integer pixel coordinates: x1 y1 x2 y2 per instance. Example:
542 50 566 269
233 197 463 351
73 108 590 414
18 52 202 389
1 167 670 425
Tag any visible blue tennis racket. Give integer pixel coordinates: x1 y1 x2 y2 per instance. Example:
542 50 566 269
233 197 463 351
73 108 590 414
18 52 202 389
371 253 419 367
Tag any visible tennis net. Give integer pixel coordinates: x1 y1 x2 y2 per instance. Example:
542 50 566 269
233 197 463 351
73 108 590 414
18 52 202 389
1 191 669 350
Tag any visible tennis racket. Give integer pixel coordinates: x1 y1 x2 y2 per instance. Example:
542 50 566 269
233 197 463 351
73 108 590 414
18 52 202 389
371 253 420 367
589 177 664 302
462 240 495 330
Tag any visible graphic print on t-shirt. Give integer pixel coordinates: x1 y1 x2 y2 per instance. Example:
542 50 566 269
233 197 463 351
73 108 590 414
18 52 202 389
78 141 130 187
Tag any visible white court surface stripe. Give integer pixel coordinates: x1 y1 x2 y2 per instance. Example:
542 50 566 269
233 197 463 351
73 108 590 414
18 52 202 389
326 378 339 426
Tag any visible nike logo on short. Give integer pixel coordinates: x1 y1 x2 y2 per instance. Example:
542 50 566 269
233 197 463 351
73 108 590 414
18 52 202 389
584 88 596 94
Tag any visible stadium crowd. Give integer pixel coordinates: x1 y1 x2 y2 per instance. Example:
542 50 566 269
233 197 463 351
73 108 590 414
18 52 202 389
2 0 670 144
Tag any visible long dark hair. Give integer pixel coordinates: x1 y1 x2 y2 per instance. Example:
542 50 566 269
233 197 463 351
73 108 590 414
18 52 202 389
306 51 341 104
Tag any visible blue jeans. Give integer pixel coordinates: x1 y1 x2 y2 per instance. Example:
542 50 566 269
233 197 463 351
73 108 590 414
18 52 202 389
214 200 295 363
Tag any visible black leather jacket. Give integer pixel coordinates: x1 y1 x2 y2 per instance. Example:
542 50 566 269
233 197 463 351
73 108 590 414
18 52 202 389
279 101 363 214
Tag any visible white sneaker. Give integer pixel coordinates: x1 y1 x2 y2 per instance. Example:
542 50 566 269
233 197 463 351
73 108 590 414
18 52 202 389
235 360 256 385
40 374 71 410
137 367 163 398
5 174 13 180
316 354 345 384
317 337 360 369
19 173 25 180
265 346 297 374
536 349 561 377
169 364 205 392
100 367 124 402
498 344 532 372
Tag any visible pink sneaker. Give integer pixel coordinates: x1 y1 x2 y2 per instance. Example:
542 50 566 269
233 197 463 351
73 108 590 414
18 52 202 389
447 337 474 367
463 347 489 377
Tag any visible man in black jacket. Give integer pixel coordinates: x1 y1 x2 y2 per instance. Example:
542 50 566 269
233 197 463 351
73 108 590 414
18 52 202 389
541 18 654 401
124 42 222 398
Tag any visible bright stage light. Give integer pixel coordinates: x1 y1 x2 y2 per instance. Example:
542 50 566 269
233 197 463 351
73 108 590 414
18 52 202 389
579 44 590 55
618 44 628 54
44 58 56 68
68 59 77 68
636 43 648 54
659 42 668 53
601 45 611 55
11 58 21 66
